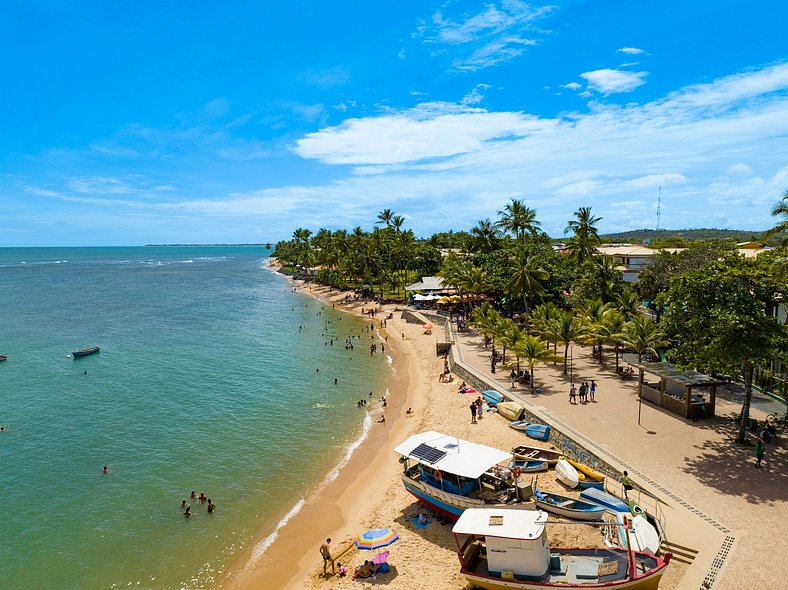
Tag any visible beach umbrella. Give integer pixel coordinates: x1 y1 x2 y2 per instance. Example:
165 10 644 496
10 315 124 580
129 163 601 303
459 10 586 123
437 297 450 304
449 295 462 303
356 527 399 566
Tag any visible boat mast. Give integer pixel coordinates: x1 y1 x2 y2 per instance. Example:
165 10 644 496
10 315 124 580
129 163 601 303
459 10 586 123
623 516 636 581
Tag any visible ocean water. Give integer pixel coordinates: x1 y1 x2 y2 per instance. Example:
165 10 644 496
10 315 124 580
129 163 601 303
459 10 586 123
0 246 389 589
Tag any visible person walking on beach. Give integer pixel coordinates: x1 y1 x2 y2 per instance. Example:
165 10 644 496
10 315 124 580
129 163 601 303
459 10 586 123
320 538 335 575
579 382 587 403
755 439 765 468
590 380 596 402
569 383 576 404
470 402 477 424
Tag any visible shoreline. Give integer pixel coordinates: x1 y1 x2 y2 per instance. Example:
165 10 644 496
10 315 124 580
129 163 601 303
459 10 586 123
220 275 426 590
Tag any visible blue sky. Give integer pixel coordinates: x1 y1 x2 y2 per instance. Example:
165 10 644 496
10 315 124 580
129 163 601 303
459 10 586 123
2 1 787 246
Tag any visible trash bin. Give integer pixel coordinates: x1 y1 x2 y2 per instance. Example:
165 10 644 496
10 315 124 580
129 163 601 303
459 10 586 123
550 553 561 571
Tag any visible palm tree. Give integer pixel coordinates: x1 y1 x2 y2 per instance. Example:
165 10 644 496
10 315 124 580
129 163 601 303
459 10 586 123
765 191 788 248
615 290 642 320
376 208 395 227
530 302 563 353
505 248 550 313
392 215 406 232
565 206 602 264
470 219 502 253
513 335 559 391
579 298 614 357
497 198 541 243
622 315 669 362
596 310 627 370
550 311 589 374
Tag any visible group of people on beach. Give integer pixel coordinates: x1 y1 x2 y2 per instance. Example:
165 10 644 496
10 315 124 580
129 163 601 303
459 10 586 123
569 380 596 404
469 396 485 423
181 490 215 517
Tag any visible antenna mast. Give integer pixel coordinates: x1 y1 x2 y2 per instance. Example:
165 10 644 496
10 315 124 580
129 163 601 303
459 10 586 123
656 186 662 232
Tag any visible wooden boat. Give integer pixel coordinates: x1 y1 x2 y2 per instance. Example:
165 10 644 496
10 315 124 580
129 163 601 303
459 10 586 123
555 459 579 489
509 420 529 431
535 489 606 521
580 488 630 513
394 431 532 519
512 445 562 466
482 390 504 406
578 478 606 490
497 401 524 421
509 458 548 473
525 423 550 441
453 508 670 590
72 346 100 358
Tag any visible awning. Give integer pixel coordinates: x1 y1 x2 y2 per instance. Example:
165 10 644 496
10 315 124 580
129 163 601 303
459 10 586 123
393 431 511 479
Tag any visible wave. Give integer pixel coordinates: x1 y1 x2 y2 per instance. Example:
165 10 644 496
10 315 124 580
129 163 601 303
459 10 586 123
247 498 306 565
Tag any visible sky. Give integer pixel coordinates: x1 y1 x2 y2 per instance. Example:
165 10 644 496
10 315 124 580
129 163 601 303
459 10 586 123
1 1 787 246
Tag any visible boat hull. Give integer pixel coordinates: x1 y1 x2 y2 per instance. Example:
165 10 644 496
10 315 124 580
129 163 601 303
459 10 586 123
512 446 562 465
580 488 630 513
483 390 504 406
402 477 533 520
460 569 665 590
535 492 605 521
566 458 605 482
497 402 524 421
578 479 606 490
525 424 550 441
72 347 100 357
555 459 579 488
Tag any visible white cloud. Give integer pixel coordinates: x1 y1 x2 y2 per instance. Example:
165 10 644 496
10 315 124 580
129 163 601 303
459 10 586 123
420 1 555 71
462 84 491 105
286 62 788 234
299 67 351 89
580 68 648 94
617 47 645 55
561 82 582 90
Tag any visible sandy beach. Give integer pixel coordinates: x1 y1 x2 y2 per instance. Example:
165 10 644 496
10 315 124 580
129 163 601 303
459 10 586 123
220 279 686 590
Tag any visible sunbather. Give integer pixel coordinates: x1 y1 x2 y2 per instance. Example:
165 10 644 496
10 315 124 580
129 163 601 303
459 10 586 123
354 560 377 578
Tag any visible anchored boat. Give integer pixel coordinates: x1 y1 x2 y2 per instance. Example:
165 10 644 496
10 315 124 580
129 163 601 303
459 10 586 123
394 431 531 519
72 346 100 358
453 508 670 590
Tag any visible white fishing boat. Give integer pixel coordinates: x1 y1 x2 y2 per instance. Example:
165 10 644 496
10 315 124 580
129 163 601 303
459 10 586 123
555 458 579 489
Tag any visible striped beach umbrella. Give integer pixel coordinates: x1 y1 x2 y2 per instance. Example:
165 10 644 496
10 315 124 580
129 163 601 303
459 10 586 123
355 527 399 551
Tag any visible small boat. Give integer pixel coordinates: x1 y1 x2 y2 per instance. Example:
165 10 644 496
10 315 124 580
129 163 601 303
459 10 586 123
482 390 504 406
577 478 606 490
0 355 7 362
512 445 562 465
565 458 605 483
72 346 100 358
580 488 630 513
534 489 606 521
614 512 660 555
525 423 550 441
453 508 670 590
555 458 579 488
394 431 532 519
496 401 524 421
509 459 548 473
629 500 645 517
509 420 529 431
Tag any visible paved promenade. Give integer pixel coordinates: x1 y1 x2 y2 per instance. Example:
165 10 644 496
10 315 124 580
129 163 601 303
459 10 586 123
451 325 787 590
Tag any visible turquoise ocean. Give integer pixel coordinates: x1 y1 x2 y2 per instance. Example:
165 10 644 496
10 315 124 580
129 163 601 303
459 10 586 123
0 246 389 589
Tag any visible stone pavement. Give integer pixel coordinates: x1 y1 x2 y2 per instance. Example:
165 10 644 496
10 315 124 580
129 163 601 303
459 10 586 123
449 325 787 590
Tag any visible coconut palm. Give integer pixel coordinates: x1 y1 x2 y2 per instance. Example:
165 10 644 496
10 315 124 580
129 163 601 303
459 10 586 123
579 298 614 356
505 248 550 313
596 310 627 370
565 206 602 264
615 290 642 320
513 334 560 391
497 198 541 243
470 219 502 253
376 208 395 227
622 315 669 362
765 191 788 248
550 311 590 374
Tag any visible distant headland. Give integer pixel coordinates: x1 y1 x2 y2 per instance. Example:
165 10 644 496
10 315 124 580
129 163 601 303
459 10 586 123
145 243 272 247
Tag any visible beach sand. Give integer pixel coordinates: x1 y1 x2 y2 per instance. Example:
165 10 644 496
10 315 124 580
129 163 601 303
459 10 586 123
221 281 684 590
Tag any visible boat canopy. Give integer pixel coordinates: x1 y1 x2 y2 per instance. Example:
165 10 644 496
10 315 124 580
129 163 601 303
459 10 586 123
393 431 512 479
452 508 548 540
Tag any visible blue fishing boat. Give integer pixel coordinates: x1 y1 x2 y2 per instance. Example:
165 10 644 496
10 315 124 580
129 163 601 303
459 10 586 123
577 479 606 490
579 488 630 513
481 390 503 406
534 489 605 521
525 423 550 441
72 346 100 358
394 431 525 520
509 458 548 473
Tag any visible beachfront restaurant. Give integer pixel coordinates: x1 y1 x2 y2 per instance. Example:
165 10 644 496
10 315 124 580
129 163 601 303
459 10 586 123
631 361 722 420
